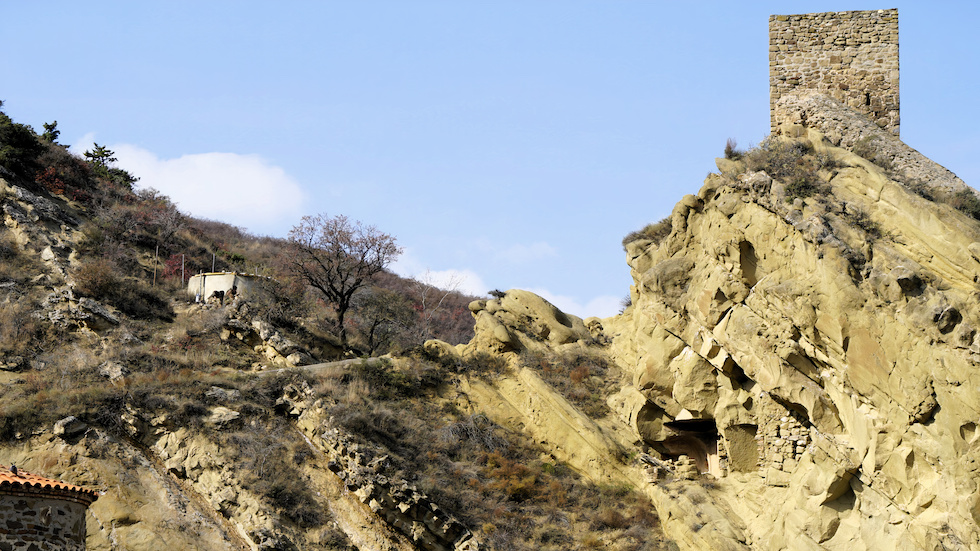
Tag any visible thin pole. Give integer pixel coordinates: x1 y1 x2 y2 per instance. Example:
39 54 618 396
212 253 216 272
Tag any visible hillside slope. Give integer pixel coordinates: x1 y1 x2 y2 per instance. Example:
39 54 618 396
0 137 669 549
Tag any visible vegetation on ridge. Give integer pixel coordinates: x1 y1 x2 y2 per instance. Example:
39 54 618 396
743 136 834 200
622 217 672 251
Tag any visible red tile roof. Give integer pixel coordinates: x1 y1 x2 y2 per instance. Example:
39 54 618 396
0 465 99 505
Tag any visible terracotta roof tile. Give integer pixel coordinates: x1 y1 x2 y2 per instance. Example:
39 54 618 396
0 465 99 504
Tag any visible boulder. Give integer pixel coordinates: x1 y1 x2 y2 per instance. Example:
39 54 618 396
99 361 129 382
54 416 88 438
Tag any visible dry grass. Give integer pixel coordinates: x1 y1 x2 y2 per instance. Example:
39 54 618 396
0 301 47 358
292 357 667 550
73 258 173 321
622 217 673 251
0 232 42 283
520 348 613 418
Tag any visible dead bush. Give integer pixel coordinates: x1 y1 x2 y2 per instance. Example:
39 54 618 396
745 137 826 200
622 217 673 251
0 302 41 356
73 259 173 321
0 232 44 282
593 507 630 530
724 138 744 160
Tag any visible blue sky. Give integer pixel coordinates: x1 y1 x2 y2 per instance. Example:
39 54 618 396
3 2 978 317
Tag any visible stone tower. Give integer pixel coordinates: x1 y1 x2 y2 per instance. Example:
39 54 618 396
769 9 899 135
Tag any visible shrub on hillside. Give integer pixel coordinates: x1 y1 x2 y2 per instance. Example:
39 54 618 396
0 232 46 283
0 301 47 358
851 135 877 160
251 277 309 329
349 286 416 354
0 107 44 183
724 138 744 160
73 259 173 320
35 143 94 200
221 422 325 529
851 135 894 172
949 189 980 221
521 348 611 417
843 204 883 240
459 351 508 378
74 258 118 298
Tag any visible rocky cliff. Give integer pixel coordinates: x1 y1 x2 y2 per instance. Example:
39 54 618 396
613 122 980 549
432 94 980 550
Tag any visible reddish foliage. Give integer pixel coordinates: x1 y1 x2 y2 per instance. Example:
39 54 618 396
570 365 589 384
34 167 66 195
483 452 537 502
162 254 189 282
67 187 91 204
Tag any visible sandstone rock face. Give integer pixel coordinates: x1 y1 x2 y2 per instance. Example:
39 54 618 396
463 290 593 357
0 430 245 551
439 110 980 549
448 291 747 549
605 127 980 549
53 416 88 439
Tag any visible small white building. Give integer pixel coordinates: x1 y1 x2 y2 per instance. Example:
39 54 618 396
186 272 272 302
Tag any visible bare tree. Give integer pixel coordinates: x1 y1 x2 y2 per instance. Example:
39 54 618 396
285 213 401 349
412 270 463 343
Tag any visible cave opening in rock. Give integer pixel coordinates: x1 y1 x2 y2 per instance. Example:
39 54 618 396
661 418 722 477
739 240 760 287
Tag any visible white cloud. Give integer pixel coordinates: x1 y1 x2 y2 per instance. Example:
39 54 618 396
71 132 98 154
391 250 490 296
391 250 623 315
80 141 305 236
525 287 623 319
419 268 489 297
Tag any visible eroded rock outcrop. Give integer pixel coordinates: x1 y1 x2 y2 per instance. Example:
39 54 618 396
606 125 980 549
219 301 316 368
433 290 748 550
463 289 594 356
0 428 248 551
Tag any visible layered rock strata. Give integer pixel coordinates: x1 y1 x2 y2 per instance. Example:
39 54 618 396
281 383 481 551
608 125 980 549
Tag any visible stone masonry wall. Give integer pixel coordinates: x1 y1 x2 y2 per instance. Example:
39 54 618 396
0 494 89 551
770 9 899 135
